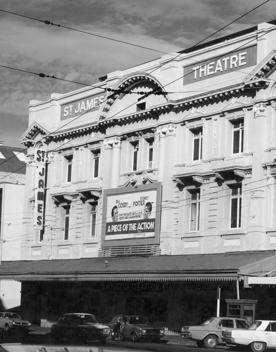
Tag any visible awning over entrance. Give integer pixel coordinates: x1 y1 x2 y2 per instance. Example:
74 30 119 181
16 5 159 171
0 250 275 282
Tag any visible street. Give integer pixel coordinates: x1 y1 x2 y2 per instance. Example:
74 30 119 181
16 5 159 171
0 328 236 352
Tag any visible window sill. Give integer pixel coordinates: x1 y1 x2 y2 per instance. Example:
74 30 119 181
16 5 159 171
220 230 246 237
225 152 253 160
83 240 98 245
181 233 203 239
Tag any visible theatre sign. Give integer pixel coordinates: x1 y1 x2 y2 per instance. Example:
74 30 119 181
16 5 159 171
184 45 257 85
102 183 162 245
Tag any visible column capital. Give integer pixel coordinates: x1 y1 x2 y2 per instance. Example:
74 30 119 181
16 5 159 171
253 102 268 117
103 136 121 148
156 123 176 137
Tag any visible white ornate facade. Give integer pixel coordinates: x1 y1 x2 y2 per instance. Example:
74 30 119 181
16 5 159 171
22 20 276 260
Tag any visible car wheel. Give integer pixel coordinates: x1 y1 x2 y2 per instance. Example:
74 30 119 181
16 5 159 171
250 342 267 352
203 334 218 348
101 337 107 345
131 332 138 342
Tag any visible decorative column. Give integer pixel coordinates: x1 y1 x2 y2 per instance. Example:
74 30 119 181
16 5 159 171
156 124 177 253
248 103 268 243
111 137 121 188
102 137 121 189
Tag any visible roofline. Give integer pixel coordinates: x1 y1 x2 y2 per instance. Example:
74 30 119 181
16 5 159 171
178 25 258 55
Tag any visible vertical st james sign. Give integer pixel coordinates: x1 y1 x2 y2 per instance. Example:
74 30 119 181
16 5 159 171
34 149 48 230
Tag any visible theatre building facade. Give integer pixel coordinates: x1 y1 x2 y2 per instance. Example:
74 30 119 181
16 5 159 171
8 20 276 328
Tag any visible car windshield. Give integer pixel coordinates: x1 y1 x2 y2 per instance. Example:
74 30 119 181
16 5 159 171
4 313 22 319
129 316 149 324
201 317 216 326
249 321 262 330
66 314 97 324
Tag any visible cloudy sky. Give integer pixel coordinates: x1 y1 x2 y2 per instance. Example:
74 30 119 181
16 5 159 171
0 0 275 147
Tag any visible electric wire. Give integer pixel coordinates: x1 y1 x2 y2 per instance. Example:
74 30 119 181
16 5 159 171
0 8 166 54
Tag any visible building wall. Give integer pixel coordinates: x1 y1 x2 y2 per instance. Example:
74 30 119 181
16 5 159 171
0 172 25 309
21 21 276 260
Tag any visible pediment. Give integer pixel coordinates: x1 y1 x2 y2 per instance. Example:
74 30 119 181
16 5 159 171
244 50 276 83
99 73 168 120
21 121 50 145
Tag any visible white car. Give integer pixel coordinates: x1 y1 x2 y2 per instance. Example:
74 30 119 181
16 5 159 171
222 320 276 352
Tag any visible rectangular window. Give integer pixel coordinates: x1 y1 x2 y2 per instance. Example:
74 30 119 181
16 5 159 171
190 189 200 231
147 139 154 169
192 128 203 161
92 150 100 178
132 142 139 171
90 204 97 238
232 120 244 154
65 155 73 182
64 206 70 240
230 184 242 228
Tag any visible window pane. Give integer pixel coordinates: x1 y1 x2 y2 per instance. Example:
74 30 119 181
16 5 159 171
231 198 238 228
133 144 139 171
193 138 200 161
190 203 197 231
233 129 240 154
91 213 96 237
94 155 99 178
64 208 70 240
221 319 234 328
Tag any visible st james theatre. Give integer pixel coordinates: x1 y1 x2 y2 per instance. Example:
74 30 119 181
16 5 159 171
4 20 276 329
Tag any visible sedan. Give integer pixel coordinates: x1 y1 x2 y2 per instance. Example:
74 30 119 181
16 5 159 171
181 316 250 348
109 314 166 343
0 312 31 334
51 313 110 344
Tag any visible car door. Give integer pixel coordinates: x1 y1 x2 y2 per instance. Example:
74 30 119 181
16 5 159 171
264 322 276 347
218 319 235 340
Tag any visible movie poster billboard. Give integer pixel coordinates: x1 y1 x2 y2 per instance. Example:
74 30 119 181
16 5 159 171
102 184 161 243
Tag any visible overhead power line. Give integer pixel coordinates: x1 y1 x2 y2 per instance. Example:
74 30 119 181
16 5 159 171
0 8 166 54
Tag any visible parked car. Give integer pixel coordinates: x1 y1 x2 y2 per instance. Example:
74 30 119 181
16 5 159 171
0 312 31 334
181 316 250 348
222 320 276 352
51 313 110 344
108 314 166 343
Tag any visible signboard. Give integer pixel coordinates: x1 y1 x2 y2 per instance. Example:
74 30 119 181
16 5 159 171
183 45 257 85
34 149 48 229
61 93 106 120
102 184 162 243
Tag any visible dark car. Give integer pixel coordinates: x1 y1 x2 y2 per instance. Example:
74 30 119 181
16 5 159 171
109 314 166 343
51 313 110 344
0 311 31 337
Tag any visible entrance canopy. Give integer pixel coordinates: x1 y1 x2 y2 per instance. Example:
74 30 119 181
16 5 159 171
0 251 275 283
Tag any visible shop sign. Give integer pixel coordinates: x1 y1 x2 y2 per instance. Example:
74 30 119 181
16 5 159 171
61 93 106 120
34 149 47 229
183 45 257 85
103 187 159 240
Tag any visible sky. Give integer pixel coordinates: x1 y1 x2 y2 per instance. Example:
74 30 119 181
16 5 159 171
0 0 275 147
